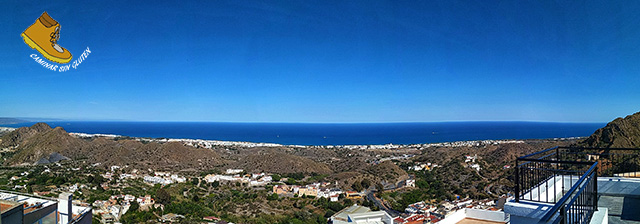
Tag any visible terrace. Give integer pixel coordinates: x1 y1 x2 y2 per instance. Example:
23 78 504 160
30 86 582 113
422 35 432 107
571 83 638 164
0 190 92 224
504 146 640 224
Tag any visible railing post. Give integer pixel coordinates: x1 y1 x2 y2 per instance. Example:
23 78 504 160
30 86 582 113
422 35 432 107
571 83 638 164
594 164 598 211
560 206 567 224
515 160 520 202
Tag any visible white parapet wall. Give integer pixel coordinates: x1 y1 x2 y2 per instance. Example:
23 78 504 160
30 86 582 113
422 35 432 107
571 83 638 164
466 208 510 222
520 175 568 203
438 208 509 224
504 200 554 224
437 209 466 224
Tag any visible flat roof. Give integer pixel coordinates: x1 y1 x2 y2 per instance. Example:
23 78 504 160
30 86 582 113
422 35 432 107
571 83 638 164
457 218 506 224
0 190 92 222
1 200 22 213
332 204 373 223
0 192 57 214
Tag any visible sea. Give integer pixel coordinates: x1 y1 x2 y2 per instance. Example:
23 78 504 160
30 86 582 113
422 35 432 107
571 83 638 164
3 121 606 146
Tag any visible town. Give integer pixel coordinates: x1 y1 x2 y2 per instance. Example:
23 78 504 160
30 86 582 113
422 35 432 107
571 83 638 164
0 150 512 224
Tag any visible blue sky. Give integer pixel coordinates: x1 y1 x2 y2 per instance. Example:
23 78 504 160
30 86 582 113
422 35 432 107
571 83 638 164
1 0 640 123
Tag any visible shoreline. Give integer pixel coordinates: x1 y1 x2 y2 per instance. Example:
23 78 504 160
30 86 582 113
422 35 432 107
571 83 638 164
1 125 585 149
1 126 587 149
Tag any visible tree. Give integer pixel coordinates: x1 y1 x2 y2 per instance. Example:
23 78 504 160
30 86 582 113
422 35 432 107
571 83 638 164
192 194 199 202
88 174 105 186
156 188 171 205
376 183 385 192
271 174 281 182
267 193 279 201
128 201 140 212
352 181 363 192
285 178 297 185
361 179 371 189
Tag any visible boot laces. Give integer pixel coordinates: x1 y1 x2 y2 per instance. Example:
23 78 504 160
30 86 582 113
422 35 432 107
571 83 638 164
50 26 64 53
50 26 60 46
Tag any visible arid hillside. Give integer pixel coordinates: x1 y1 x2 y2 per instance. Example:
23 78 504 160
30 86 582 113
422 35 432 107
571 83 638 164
582 111 640 148
1 123 225 170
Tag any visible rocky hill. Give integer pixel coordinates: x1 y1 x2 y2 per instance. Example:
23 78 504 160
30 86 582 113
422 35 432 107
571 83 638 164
6 125 88 165
0 122 53 147
582 111 640 148
1 123 225 170
231 149 333 174
366 160 408 181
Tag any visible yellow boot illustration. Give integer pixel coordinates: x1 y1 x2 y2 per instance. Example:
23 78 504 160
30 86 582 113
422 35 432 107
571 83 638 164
21 12 72 64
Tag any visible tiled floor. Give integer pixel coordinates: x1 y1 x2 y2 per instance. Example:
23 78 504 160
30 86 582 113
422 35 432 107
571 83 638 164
598 195 640 224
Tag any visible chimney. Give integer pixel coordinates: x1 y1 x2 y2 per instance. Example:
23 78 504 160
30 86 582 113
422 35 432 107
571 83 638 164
58 192 73 224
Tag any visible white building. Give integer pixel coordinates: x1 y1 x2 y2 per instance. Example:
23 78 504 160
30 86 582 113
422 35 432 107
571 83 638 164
330 204 393 224
226 169 244 174
437 208 508 224
143 176 173 185
405 179 415 188
170 174 186 183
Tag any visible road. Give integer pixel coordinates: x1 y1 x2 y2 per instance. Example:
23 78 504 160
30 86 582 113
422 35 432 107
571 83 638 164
366 190 401 217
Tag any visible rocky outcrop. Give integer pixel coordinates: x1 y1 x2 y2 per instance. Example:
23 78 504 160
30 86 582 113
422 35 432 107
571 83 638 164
582 111 640 148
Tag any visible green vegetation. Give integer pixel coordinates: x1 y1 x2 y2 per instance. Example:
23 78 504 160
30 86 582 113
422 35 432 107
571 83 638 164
381 168 454 211
120 201 156 224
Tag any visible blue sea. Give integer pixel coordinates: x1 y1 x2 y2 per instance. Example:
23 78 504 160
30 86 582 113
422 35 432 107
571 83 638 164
5 121 604 146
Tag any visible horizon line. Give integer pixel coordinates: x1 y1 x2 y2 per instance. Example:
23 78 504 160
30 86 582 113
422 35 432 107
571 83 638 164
3 117 608 124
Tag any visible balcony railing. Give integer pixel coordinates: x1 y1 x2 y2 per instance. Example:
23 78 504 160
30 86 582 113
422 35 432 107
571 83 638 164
515 146 640 224
557 165 597 224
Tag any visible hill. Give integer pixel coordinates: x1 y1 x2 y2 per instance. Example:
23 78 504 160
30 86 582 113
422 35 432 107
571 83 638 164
582 111 640 148
0 122 53 147
2 123 224 170
6 125 88 165
231 149 333 174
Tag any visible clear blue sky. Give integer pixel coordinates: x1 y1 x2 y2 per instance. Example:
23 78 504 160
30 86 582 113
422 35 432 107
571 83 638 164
2 1 640 123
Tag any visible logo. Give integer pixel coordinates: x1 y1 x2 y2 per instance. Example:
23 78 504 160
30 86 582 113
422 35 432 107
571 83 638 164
22 11 91 72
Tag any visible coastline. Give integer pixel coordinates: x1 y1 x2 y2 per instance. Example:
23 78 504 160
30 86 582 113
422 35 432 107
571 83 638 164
1 125 587 149
67 130 584 149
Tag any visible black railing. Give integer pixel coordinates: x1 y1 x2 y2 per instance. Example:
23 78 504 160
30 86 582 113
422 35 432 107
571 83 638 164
559 147 640 178
515 147 596 204
558 166 597 224
515 146 640 224
540 162 597 224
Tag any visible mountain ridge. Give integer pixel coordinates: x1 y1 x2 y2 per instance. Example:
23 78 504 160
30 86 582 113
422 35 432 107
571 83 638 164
581 111 640 148
2 123 226 170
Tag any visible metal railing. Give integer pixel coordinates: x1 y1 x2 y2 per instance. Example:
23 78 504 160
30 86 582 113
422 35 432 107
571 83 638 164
539 162 597 224
560 147 640 178
557 166 597 224
515 147 595 204
515 146 640 224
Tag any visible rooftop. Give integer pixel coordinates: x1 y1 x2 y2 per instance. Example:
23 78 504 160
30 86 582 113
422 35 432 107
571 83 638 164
598 195 640 224
0 200 22 213
506 146 640 224
0 190 92 224
330 204 393 224
457 218 507 224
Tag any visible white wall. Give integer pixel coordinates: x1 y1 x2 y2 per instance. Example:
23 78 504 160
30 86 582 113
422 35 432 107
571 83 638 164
466 208 509 222
504 201 555 224
521 175 566 203
437 209 466 224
